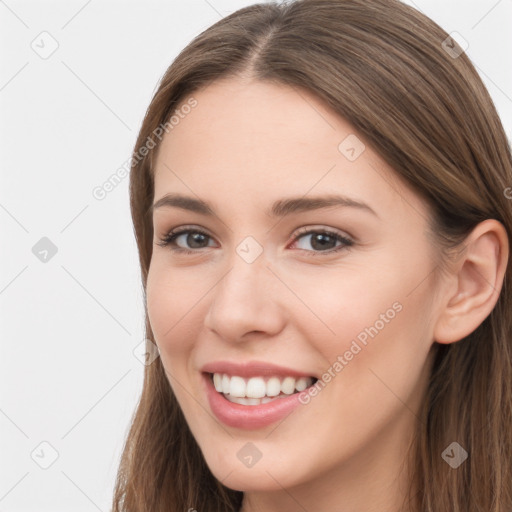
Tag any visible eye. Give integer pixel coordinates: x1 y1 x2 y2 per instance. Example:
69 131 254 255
289 227 354 256
156 226 215 254
156 225 354 256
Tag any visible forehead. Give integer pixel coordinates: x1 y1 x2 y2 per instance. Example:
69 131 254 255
152 77 427 223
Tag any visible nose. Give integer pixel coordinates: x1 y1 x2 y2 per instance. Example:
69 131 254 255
203 250 286 343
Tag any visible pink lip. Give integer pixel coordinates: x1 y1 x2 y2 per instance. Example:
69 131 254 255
202 372 306 429
200 360 316 379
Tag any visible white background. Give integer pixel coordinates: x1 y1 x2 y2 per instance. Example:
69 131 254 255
1 0 511 510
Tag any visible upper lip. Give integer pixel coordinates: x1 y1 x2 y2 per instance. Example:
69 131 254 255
201 360 316 379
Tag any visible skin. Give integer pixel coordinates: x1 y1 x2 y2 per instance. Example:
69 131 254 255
146 76 508 512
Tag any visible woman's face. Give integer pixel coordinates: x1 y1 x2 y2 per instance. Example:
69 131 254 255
147 77 442 503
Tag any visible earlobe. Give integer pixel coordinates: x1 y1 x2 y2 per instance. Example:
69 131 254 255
434 219 509 344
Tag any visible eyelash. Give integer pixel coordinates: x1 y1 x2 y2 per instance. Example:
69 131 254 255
156 225 354 257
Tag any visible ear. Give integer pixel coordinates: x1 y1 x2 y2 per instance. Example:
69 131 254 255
434 219 509 344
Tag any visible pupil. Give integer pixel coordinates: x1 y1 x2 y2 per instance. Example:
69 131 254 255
188 233 207 248
312 233 334 250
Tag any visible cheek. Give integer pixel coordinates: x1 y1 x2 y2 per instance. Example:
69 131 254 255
290 250 434 378
146 262 203 355
146 265 207 410
292 270 434 455
321 276 434 420
282 263 404 348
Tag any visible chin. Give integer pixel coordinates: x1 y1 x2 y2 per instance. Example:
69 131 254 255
200 446 314 492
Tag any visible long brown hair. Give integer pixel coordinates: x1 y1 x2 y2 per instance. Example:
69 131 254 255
113 1 512 510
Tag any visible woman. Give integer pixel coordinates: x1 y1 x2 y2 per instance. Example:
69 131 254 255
113 0 512 510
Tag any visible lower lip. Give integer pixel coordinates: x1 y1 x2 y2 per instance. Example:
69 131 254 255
202 373 304 430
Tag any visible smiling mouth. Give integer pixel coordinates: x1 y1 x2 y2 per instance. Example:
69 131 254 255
208 372 319 406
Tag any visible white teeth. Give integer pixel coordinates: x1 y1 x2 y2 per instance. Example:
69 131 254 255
225 395 284 406
211 373 314 399
229 376 246 397
295 377 308 392
281 376 296 395
213 373 222 392
221 374 230 394
266 377 281 397
246 377 267 398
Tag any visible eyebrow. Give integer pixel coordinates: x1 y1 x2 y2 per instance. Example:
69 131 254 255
150 193 378 218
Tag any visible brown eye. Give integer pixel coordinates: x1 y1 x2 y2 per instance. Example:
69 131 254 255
157 227 215 253
290 228 354 256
